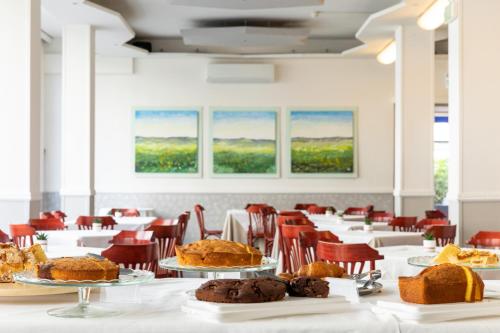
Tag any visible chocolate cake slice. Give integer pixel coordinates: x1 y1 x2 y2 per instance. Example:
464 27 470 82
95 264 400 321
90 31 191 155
195 278 287 303
287 277 329 298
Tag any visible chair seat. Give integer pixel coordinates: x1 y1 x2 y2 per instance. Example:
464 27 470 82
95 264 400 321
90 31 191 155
205 229 223 235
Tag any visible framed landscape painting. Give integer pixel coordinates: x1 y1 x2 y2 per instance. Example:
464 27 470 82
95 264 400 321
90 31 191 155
209 107 279 177
133 108 201 176
287 108 357 177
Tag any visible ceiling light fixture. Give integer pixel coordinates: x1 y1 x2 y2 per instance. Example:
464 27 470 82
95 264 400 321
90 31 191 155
376 40 396 65
417 0 450 30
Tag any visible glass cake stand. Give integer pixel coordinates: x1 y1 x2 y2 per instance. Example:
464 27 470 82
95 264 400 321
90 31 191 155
159 257 278 279
13 270 154 318
408 256 500 271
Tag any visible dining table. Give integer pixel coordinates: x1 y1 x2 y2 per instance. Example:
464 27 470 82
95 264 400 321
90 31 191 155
43 230 121 248
3 277 500 332
65 216 159 231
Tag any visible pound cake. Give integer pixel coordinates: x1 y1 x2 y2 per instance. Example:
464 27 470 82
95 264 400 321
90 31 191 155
295 261 345 279
195 278 286 303
37 257 119 281
433 244 498 266
175 240 262 267
0 243 47 283
399 263 484 304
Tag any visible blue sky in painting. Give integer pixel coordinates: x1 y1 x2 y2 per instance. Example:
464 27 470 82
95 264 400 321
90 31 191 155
135 110 198 119
291 110 353 139
135 110 198 138
213 110 276 140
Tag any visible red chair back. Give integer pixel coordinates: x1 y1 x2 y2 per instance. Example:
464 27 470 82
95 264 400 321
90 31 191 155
51 210 67 222
426 225 456 246
145 224 179 277
194 204 206 240
389 216 417 232
425 209 447 219
344 207 370 216
150 217 176 226
307 206 328 215
368 211 394 222
281 224 316 273
101 242 158 272
176 211 190 245
468 231 500 248
9 224 36 247
299 230 342 264
39 212 55 219
244 203 268 209
111 230 154 244
29 218 65 231
415 218 449 231
279 211 306 217
316 241 384 274
246 205 276 256
110 208 140 217
76 216 117 230
294 203 316 210
0 229 10 243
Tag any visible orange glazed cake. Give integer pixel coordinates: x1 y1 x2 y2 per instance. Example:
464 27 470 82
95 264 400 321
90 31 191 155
37 257 119 281
399 263 484 304
175 240 262 267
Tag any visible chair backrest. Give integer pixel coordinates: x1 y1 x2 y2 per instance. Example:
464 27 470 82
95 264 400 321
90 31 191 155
176 211 190 245
111 230 154 244
244 203 268 209
9 224 36 247
194 204 206 240
0 229 10 243
468 231 500 248
51 210 67 221
110 208 140 217
281 224 316 273
307 206 328 215
279 211 306 217
76 216 117 230
344 207 369 216
294 203 317 210
425 209 447 219
299 230 342 264
145 224 178 259
150 217 176 226
368 211 395 222
39 212 55 219
316 241 384 274
415 218 449 231
426 225 457 246
101 242 158 272
389 216 418 232
29 218 65 231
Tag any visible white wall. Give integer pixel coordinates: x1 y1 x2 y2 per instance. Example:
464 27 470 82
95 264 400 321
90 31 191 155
93 57 395 194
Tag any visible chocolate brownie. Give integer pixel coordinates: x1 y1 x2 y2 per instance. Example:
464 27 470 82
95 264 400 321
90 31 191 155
195 278 287 303
287 277 329 298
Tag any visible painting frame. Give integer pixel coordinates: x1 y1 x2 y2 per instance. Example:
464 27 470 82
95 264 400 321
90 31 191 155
132 107 203 178
208 107 281 178
285 107 358 178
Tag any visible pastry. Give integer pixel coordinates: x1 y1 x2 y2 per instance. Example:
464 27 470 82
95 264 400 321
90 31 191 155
37 257 119 281
433 244 498 266
399 263 484 304
195 278 287 303
295 261 345 278
175 240 262 267
287 277 329 298
0 243 47 283
278 273 294 281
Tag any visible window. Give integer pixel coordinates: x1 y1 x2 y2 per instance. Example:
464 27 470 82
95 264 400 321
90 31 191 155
434 105 449 207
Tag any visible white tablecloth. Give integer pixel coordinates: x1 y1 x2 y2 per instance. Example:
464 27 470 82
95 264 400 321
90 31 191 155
97 207 156 217
312 219 391 232
43 230 120 248
65 217 158 231
3 278 500 332
45 246 107 258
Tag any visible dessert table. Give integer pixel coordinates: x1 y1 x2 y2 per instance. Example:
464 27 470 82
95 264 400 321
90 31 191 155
97 207 156 217
43 230 120 248
3 278 500 333
65 216 159 231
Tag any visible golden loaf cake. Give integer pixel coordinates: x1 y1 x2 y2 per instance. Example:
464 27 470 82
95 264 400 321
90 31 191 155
37 257 119 281
295 261 346 279
175 240 262 267
399 263 484 304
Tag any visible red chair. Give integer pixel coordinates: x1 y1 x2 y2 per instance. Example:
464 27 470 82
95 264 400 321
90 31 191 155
110 208 141 217
76 216 117 230
299 230 342 264
244 203 268 209
425 209 447 219
145 224 178 277
194 204 222 240
9 224 36 247
51 210 67 222
468 231 500 248
389 217 417 232
414 218 449 231
368 211 394 222
39 212 55 219
176 211 190 245
425 225 456 246
110 231 154 244
316 241 384 274
247 205 276 257
307 206 328 215
29 218 65 231
150 217 176 226
0 229 10 243
279 211 306 217
294 203 317 210
101 242 158 273
344 207 370 216
281 224 316 273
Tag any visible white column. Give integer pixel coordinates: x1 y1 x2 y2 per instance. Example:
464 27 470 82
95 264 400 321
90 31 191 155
0 0 42 228
393 24 435 217
448 0 500 244
60 25 95 217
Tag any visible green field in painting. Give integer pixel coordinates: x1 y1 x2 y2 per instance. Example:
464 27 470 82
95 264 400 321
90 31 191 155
291 137 354 174
213 138 276 174
135 136 198 173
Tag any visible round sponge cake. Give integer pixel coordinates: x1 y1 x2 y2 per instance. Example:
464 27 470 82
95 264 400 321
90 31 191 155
37 257 119 281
